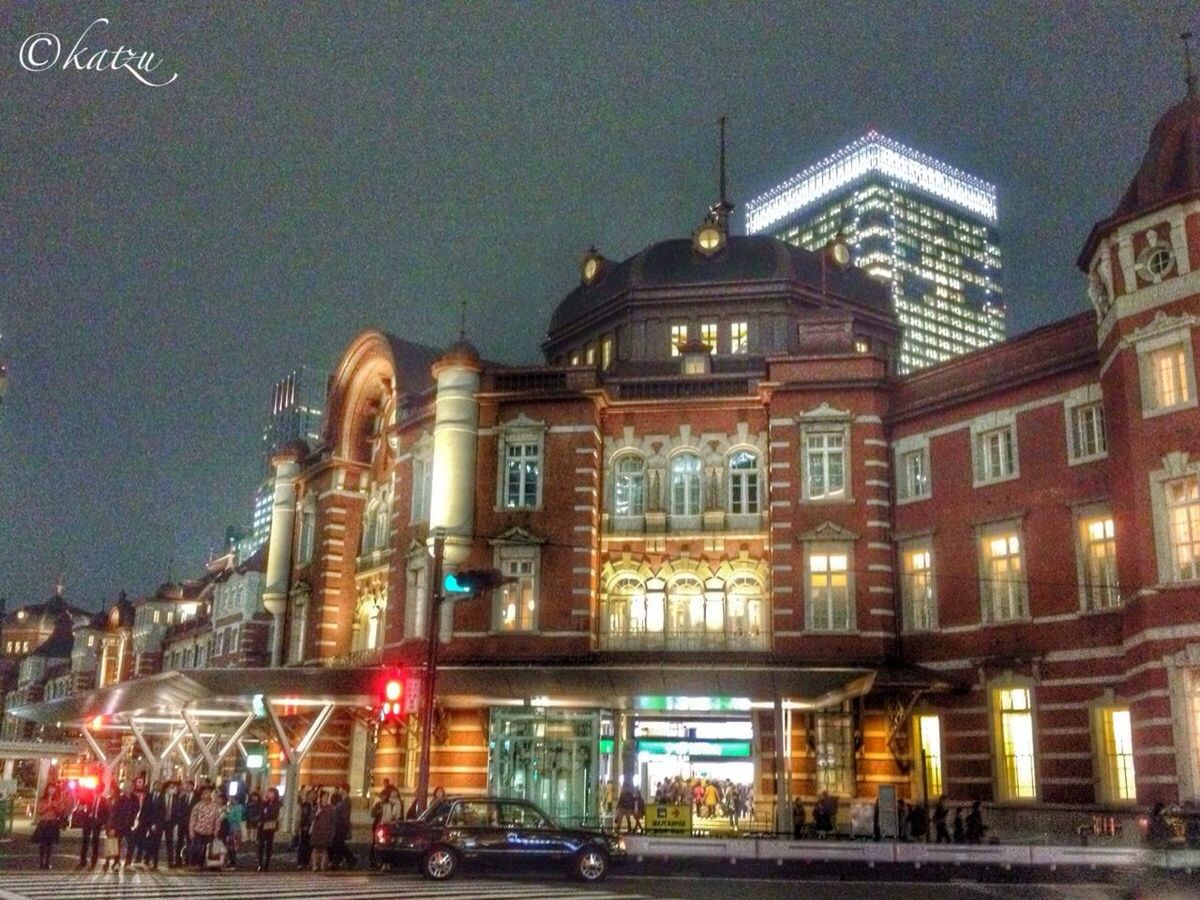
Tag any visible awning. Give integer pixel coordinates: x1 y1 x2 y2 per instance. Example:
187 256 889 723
8 660 957 729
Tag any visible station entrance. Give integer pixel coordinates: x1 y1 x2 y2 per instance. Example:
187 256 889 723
633 713 755 799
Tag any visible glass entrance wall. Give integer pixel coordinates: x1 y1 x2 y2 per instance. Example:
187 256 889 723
488 707 600 828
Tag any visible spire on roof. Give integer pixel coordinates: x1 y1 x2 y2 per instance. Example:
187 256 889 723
709 116 734 229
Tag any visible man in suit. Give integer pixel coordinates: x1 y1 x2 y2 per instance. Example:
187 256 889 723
75 782 108 870
124 775 151 867
138 781 167 869
161 782 188 868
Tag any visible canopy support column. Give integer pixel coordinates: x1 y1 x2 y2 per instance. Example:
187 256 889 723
773 695 790 836
128 719 159 783
182 711 216 775
266 700 335 834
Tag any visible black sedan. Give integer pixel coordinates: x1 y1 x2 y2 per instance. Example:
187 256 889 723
374 796 626 882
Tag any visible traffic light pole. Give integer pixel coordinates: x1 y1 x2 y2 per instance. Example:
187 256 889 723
415 528 445 814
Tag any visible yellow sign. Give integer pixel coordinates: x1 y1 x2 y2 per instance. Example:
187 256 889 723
644 803 693 835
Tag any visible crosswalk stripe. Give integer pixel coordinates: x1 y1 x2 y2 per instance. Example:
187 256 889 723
0 873 661 900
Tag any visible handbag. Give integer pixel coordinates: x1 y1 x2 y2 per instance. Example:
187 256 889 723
206 837 227 869
102 835 120 858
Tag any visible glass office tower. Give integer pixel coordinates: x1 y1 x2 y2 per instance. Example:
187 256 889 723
745 132 1004 372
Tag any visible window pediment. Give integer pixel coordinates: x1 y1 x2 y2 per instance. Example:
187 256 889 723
797 521 859 542
799 402 852 421
490 526 545 545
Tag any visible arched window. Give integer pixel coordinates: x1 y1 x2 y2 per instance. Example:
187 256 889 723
728 450 760 515
602 573 663 650
666 573 705 649
373 502 390 551
670 453 702 517
727 573 766 649
361 498 391 554
613 455 646 518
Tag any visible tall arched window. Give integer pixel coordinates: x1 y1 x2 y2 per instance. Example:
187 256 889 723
602 573 664 650
613 455 646 518
727 573 766 650
670 453 702 517
666 573 705 649
362 501 380 554
728 450 760 515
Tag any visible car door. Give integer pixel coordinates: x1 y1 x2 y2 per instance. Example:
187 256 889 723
447 800 506 862
500 800 567 866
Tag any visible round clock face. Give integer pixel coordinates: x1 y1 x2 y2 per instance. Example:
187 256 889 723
697 226 722 252
582 257 599 283
830 242 851 266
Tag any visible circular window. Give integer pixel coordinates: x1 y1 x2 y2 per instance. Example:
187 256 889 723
1136 238 1175 284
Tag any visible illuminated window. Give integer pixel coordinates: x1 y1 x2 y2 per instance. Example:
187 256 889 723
914 714 943 800
901 544 935 631
1069 402 1107 462
854 338 870 353
504 441 540 509
1167 476 1200 581
1152 346 1189 408
670 324 688 357
669 453 702 517
815 708 855 796
569 351 581 366
496 550 538 633
805 431 846 500
585 344 596 366
613 455 645 518
730 321 748 354
1094 707 1136 803
979 526 1026 622
807 547 852 631
411 455 433 523
993 685 1037 800
897 447 929 501
600 335 614 370
700 322 718 352
1078 511 1119 610
727 450 760 515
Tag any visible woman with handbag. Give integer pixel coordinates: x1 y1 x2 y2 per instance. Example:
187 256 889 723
256 788 281 872
32 782 66 869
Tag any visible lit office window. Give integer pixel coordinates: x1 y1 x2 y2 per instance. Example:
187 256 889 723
670 324 688 357
980 529 1026 622
730 321 748 354
1069 403 1107 461
727 450 760 514
700 322 718 352
1096 707 1136 803
901 545 935 631
915 714 943 800
1167 476 1200 581
1078 514 1119 610
994 686 1037 800
808 550 851 631
613 455 646 517
806 431 846 500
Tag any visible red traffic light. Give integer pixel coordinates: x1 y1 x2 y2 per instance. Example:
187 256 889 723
384 679 402 702
377 670 408 722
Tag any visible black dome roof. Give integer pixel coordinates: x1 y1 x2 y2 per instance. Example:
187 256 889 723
548 234 888 338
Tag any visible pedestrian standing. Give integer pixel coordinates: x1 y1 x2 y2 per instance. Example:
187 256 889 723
309 795 337 872
330 790 355 869
296 789 316 870
257 788 281 871
108 783 139 870
162 782 187 868
124 775 150 868
952 807 965 843
932 796 951 844
188 786 222 868
791 797 807 839
140 781 166 869
965 800 986 845
32 782 67 869
76 782 108 870
100 784 124 873
632 786 646 834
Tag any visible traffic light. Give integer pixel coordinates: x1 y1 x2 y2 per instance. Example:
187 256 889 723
377 671 406 723
442 568 514 596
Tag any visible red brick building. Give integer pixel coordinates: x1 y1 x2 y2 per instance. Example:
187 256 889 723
249 85 1200 826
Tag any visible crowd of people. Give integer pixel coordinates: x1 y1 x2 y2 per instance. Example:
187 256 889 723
653 776 755 827
790 792 988 843
28 775 372 872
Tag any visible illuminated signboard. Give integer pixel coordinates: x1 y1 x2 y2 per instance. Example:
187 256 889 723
636 739 752 758
634 696 752 712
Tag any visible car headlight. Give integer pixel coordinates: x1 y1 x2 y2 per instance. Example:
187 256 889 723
613 837 626 852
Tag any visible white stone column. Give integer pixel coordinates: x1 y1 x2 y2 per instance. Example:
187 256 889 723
263 449 302 667
428 351 482 566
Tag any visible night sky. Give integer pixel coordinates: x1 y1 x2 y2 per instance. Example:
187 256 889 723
1 3 1194 611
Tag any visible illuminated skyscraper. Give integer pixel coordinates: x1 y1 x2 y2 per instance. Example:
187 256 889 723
745 132 1004 372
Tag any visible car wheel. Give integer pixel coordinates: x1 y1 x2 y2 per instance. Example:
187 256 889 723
422 845 458 880
574 846 608 882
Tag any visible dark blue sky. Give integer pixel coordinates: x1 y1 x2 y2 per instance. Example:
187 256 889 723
1 3 1194 610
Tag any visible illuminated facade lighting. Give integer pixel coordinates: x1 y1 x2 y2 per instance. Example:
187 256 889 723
745 131 1005 373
